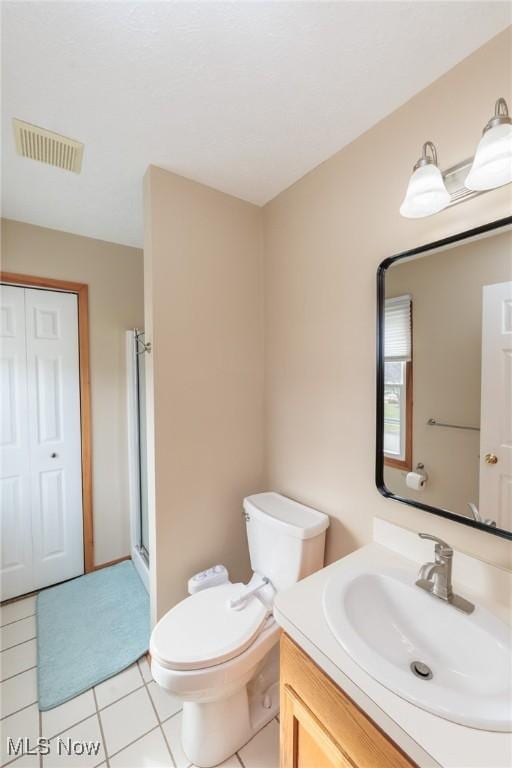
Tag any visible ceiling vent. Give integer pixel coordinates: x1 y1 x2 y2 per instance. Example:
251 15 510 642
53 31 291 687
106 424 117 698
13 119 84 173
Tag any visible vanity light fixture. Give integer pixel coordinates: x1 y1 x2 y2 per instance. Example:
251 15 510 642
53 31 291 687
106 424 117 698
399 141 450 219
465 97 512 191
400 97 512 218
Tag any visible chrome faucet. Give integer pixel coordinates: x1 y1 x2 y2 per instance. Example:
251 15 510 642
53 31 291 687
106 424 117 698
467 502 496 528
416 533 474 614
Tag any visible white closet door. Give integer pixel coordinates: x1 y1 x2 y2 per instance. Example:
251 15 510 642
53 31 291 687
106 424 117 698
479 281 512 530
25 288 84 590
0 285 34 600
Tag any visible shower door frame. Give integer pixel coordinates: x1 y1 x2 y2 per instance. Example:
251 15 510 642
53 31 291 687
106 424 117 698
126 329 150 591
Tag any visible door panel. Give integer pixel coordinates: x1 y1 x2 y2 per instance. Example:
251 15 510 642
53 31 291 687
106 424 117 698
35 356 63 443
480 281 512 530
1 477 27 567
26 288 84 590
0 285 33 600
39 469 65 557
1 358 17 446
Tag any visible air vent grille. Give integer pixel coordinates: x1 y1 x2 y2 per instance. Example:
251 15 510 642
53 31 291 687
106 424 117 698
13 119 84 173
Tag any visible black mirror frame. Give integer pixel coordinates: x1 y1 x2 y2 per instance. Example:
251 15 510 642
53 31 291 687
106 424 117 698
376 215 512 541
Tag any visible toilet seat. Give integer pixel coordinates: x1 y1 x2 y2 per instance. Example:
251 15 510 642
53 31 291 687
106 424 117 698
150 583 270 671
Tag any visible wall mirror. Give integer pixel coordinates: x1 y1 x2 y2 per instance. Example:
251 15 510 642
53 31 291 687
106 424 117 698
376 217 512 540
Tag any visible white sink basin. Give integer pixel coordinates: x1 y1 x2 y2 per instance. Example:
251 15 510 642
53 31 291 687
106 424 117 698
323 566 512 732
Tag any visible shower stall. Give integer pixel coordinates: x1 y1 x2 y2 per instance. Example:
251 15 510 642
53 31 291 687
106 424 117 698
126 329 150 591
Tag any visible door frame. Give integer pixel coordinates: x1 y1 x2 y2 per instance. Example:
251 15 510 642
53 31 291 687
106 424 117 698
0 272 94 572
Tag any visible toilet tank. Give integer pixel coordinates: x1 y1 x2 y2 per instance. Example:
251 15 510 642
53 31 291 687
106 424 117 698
243 492 329 592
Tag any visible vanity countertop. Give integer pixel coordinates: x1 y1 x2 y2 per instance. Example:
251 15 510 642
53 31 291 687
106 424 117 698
274 521 512 768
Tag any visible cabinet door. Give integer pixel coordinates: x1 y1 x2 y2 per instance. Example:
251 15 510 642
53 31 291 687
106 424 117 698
282 682 355 768
280 633 416 768
0 285 34 600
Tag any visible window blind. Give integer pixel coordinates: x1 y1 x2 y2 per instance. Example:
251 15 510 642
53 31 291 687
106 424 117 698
385 295 411 361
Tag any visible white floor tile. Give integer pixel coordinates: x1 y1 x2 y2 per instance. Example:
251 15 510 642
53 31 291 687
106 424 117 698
192 756 241 768
0 618 36 652
110 727 173 767
0 668 37 718
99 687 158 757
3 753 39 768
238 719 279 768
0 640 37 682
0 599 36 629
0 703 39 767
220 758 242 768
42 715 105 768
94 664 143 709
42 690 96 739
161 714 190 768
147 681 182 722
138 656 153 682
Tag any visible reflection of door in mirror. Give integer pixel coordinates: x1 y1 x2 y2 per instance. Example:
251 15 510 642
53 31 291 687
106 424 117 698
480 281 512 530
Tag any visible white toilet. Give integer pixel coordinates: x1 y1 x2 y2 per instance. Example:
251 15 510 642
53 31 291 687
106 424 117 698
150 491 329 767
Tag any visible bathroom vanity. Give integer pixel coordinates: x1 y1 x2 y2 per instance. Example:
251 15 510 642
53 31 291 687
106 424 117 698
275 519 512 768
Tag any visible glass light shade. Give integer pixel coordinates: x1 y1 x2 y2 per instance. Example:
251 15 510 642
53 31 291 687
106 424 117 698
465 122 512 191
399 164 450 219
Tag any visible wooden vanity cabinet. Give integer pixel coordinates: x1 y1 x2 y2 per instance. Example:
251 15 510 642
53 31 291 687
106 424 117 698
280 633 416 768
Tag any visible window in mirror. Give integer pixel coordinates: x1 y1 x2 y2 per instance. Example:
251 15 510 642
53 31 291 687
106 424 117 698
384 295 412 471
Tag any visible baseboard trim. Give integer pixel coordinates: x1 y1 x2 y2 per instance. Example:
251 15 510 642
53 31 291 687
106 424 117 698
93 555 131 572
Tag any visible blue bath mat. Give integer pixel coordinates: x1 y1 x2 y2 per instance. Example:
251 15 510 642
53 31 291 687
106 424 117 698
37 560 150 711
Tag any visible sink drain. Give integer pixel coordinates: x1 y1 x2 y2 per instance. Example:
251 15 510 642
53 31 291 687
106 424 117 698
410 661 433 680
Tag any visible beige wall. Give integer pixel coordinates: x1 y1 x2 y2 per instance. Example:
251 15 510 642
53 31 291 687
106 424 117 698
145 30 512 624
1 218 144 566
384 230 512 518
262 28 512 570
144 167 264 621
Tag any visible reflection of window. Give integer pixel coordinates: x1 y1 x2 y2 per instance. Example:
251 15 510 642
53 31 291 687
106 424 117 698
384 296 412 470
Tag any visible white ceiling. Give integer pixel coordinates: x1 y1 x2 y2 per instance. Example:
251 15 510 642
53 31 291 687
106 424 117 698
2 2 510 248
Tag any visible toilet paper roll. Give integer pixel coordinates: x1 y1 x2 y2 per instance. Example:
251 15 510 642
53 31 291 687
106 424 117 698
406 471 427 491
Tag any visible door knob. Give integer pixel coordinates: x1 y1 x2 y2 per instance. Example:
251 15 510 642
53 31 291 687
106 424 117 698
484 453 498 465
51 452 58 459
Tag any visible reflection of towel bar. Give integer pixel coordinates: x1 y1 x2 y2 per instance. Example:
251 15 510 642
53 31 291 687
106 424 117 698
427 418 480 432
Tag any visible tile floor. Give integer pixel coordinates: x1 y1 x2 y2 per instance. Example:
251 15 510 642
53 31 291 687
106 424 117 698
0 596 280 768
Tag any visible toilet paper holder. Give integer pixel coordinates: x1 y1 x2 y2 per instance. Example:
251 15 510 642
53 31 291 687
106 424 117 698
405 463 428 491
402 462 426 476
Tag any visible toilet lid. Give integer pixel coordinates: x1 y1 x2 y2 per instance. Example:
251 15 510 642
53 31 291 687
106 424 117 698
150 583 270 671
